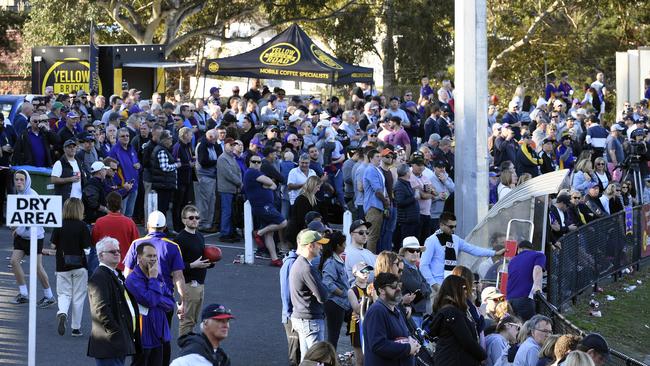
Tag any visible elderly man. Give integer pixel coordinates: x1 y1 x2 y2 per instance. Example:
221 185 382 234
399 237 431 327
513 315 553 366
87 237 138 366
216 138 242 242
195 129 221 232
171 304 234 366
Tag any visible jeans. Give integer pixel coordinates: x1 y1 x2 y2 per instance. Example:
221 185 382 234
509 297 536 322
324 300 346 350
328 170 345 206
291 317 325 361
419 214 432 244
156 189 173 217
220 192 234 237
56 268 88 329
87 246 99 276
379 206 396 253
95 357 125 366
121 187 138 218
172 182 195 232
195 176 216 229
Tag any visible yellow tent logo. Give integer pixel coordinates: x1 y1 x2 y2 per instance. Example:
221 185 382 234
208 61 220 73
260 43 301 66
41 58 103 95
311 45 342 70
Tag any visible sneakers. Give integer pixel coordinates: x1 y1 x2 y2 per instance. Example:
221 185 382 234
71 329 83 337
255 249 271 260
253 231 265 248
12 294 28 304
270 259 283 267
37 296 56 308
57 313 67 336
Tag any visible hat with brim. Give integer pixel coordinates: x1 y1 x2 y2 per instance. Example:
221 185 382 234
399 236 425 255
349 219 371 234
298 230 329 246
201 303 235 321
481 286 504 303
352 261 374 275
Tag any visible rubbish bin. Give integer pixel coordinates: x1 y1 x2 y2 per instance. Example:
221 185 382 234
12 165 54 194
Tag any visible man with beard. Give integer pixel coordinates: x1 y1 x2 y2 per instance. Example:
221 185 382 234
363 272 420 365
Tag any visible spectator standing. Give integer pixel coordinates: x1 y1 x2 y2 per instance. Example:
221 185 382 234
289 230 330 360
516 133 542 178
513 315 553 366
363 149 388 253
150 130 178 220
87 237 138 366
216 138 243 242
606 125 624 178
506 240 545 321
429 275 487 366
280 248 302 366
75 132 99 175
363 272 420 366
91 192 140 273
13 102 33 136
171 127 196 232
409 155 433 242
51 139 84 202
82 161 110 224
420 212 501 300
9 170 54 305
244 154 287 266
288 176 321 248
394 163 420 245
195 129 220 232
344 219 378 285
171 303 234 366
318 231 350 350
346 262 373 366
141 124 163 222
51 198 91 337
109 127 141 217
125 242 175 366
398 237 431 327
430 160 455 231
175 205 212 336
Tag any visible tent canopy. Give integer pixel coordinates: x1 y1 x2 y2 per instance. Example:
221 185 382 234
203 24 373 85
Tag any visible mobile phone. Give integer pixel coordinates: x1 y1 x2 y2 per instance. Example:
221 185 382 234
412 289 424 303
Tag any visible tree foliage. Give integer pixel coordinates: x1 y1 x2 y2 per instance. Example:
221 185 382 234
0 9 27 51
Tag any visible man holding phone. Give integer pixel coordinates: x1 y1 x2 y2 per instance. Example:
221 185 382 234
399 237 431 327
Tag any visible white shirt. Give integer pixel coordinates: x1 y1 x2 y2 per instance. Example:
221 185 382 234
51 158 82 198
287 167 316 204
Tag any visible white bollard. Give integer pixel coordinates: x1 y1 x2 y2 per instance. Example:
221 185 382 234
243 200 254 264
343 210 352 246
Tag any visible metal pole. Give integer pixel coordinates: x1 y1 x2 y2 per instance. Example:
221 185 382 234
28 226 38 366
243 200 254 264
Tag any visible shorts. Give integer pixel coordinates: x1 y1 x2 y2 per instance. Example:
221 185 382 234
255 204 285 228
13 236 44 256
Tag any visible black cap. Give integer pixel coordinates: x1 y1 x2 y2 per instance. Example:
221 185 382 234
162 102 175 110
349 219 371 234
304 211 322 226
201 303 235 321
77 132 95 142
518 240 534 249
433 160 447 168
63 139 77 147
580 333 610 358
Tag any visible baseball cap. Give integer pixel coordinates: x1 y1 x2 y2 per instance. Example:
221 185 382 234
352 262 374 275
638 115 648 124
52 101 64 110
307 220 329 233
66 111 80 119
429 133 441 142
201 304 234 321
433 160 447 168
90 161 109 173
404 101 417 108
76 89 87 97
63 139 77 147
209 86 220 94
367 128 378 135
349 219 371 234
223 137 235 145
440 104 450 112
128 88 142 95
587 181 600 190
78 132 95 142
380 148 394 157
518 240 534 249
268 95 278 102
297 230 329 246
147 210 166 228
580 333 609 359
310 99 321 105
610 124 624 131
304 211 322 225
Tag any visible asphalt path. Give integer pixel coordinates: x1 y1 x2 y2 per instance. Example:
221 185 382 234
0 226 351 365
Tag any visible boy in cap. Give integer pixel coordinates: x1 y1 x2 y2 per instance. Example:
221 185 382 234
344 220 377 286
347 261 374 365
576 333 610 366
172 303 234 366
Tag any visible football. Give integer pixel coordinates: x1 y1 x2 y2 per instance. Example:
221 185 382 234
203 245 222 263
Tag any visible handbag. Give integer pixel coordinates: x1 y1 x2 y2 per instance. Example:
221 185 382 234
62 248 84 267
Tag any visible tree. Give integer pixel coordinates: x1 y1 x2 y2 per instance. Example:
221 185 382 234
0 9 27 51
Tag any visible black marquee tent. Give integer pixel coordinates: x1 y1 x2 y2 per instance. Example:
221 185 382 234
203 24 374 85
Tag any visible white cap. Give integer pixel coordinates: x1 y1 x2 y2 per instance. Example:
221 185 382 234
147 210 166 228
90 161 109 173
508 100 519 109
536 97 548 108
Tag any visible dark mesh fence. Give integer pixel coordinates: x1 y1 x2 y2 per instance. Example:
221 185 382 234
536 294 647 366
548 207 645 307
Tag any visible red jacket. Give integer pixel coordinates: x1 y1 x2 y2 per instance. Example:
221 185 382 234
91 212 140 271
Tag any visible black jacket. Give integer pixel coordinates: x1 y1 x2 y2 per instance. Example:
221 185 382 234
540 152 556 174
515 144 542 177
141 140 158 183
54 156 87 202
87 266 139 359
12 128 58 167
175 332 230 366
429 305 486 366
393 178 419 223
82 176 107 224
151 144 177 190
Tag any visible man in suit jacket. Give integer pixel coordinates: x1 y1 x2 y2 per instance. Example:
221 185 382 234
87 236 139 366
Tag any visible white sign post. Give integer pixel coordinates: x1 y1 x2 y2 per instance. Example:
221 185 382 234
6 194 62 366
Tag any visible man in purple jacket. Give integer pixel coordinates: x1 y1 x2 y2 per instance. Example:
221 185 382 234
109 127 141 217
125 242 175 365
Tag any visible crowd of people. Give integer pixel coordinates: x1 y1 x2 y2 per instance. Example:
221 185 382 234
3 70 647 366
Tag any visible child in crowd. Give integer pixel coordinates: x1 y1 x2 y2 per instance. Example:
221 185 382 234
347 262 374 366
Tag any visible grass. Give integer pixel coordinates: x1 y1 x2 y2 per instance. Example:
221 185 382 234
564 264 650 361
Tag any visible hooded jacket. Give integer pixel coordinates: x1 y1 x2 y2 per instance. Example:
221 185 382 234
428 305 486 366
13 170 45 239
171 332 230 366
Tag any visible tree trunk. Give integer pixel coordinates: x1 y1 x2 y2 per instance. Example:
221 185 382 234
382 0 397 95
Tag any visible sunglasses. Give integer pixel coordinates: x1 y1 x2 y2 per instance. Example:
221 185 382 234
102 249 120 255
184 215 200 220
384 282 401 290
250 160 262 164
353 230 368 235
571 196 581 200
405 248 420 254
444 224 457 229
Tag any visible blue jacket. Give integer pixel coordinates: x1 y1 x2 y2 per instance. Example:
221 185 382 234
321 256 350 311
363 164 385 212
109 143 140 190
124 264 175 349
279 250 298 324
363 299 415 366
